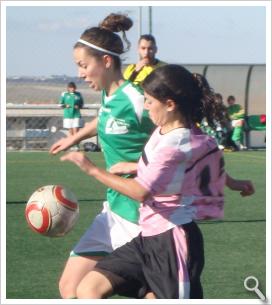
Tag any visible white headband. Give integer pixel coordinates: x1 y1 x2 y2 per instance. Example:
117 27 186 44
77 39 120 57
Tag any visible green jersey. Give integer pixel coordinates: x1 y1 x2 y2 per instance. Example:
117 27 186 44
97 80 154 223
59 91 84 119
227 104 244 120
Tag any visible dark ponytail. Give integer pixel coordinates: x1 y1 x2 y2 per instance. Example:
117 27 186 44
99 13 132 51
191 73 217 128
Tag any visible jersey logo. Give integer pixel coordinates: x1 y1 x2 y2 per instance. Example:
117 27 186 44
105 117 129 134
100 106 111 113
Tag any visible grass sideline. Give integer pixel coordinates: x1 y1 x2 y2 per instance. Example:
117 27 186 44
6 150 266 299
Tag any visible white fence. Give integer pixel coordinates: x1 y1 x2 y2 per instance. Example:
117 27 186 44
6 103 266 151
6 104 100 151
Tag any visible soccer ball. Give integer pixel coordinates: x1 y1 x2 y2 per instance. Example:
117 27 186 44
25 185 79 237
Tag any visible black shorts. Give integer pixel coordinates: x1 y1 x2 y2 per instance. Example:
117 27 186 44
95 221 204 299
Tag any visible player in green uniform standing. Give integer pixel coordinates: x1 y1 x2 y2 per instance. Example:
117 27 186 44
59 82 84 151
227 95 246 150
123 34 165 86
50 13 154 299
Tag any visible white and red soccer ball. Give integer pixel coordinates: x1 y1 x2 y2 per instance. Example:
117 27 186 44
25 185 79 237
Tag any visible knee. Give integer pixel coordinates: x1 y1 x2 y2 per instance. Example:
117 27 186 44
76 281 103 299
59 277 76 299
76 271 113 299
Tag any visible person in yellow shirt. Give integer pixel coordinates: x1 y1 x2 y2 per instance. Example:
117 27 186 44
123 34 165 86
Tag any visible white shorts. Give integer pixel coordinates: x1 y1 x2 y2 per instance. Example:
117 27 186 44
63 118 83 129
71 201 141 256
231 119 244 128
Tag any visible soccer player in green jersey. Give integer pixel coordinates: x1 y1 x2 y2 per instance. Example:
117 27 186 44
227 95 246 150
59 82 84 151
50 13 154 299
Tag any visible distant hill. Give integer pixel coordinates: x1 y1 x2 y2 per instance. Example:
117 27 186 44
6 77 101 104
7 75 81 84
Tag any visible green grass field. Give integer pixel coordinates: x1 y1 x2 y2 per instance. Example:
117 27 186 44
6 150 266 299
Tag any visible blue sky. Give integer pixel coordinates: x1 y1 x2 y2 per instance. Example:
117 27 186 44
4 2 268 76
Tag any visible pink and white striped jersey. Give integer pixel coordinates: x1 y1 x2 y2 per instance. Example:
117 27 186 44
135 127 226 237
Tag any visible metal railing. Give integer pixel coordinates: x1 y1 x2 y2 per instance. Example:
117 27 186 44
6 104 100 151
6 102 266 151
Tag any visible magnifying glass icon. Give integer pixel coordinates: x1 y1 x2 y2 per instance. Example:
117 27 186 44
244 276 266 301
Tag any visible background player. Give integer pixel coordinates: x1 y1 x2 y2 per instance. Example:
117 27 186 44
123 34 165 86
59 82 84 151
227 95 246 151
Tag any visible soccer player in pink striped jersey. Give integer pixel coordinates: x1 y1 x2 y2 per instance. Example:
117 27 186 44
60 64 254 299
